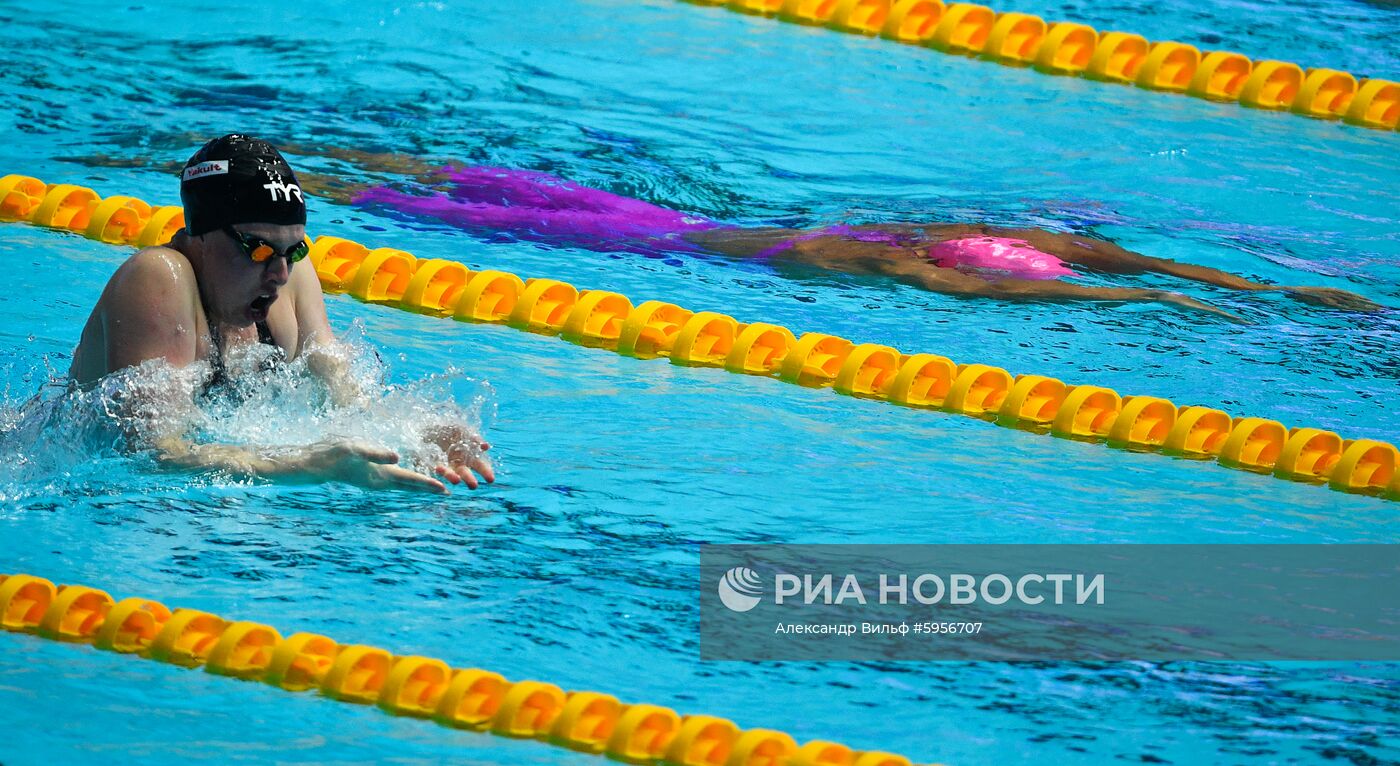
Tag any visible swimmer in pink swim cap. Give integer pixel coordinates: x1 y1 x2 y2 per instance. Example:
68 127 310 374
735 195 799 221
287 146 1379 319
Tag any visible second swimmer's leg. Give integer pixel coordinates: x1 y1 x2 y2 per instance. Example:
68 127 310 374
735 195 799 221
436 166 636 211
278 143 449 178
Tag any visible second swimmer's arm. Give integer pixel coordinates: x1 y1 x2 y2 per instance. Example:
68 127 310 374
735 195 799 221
997 229 1382 311
985 280 1235 319
886 262 1241 320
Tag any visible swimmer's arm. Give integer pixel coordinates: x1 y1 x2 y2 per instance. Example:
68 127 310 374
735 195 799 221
132 384 449 493
102 248 201 373
109 354 436 492
87 254 289 477
986 280 1237 320
88 259 445 493
286 262 495 488
287 261 363 407
885 263 1241 320
152 436 291 476
1001 230 1277 288
996 230 1382 311
151 434 448 493
1104 257 1382 311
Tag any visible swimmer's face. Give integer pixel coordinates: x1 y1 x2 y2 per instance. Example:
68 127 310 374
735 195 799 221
203 222 306 326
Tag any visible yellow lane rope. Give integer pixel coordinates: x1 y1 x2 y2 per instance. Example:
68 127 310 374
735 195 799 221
0 573 931 765
674 0 1399 133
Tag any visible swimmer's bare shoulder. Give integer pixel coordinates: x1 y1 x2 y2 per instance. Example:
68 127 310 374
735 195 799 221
70 245 206 385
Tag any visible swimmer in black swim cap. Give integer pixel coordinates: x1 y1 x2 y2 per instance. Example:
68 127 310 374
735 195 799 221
176 135 310 326
180 134 308 237
70 134 494 495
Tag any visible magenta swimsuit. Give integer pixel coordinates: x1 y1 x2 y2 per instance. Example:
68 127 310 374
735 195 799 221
353 166 1074 280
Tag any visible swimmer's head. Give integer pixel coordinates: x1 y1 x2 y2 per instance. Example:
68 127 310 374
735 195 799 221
180 135 306 326
179 134 306 236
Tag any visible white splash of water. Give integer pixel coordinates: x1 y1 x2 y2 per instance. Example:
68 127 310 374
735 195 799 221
0 324 494 497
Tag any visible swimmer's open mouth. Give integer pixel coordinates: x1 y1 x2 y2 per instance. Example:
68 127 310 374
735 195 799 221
249 293 275 321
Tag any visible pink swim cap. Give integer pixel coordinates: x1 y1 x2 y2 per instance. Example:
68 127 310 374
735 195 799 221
927 237 1076 280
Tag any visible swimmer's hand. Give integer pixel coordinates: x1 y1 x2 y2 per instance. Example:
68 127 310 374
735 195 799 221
153 436 448 494
1278 286 1382 312
293 439 448 495
1144 290 1245 323
420 423 495 490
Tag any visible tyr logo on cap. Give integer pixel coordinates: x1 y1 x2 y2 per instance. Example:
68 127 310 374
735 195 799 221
182 160 229 181
263 180 303 203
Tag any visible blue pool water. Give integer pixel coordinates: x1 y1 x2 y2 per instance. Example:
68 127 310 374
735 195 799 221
1 0 1398 763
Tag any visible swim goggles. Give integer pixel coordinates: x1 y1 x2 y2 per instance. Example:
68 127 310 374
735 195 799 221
222 225 310 264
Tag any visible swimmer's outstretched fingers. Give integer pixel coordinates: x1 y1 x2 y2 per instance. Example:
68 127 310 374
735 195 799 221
299 439 448 495
423 424 496 490
435 451 494 489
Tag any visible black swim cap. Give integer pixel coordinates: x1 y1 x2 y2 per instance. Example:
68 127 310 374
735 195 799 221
179 134 306 236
